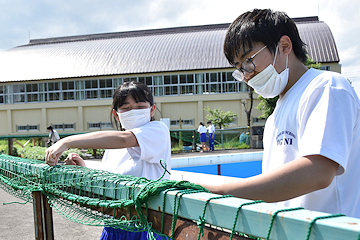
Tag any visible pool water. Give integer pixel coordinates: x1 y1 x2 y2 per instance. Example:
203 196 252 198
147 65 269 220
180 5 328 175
173 160 262 178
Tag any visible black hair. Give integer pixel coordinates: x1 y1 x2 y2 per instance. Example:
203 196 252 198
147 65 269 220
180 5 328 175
224 9 308 65
207 121 212 124
199 122 204 126
47 126 53 130
111 81 154 130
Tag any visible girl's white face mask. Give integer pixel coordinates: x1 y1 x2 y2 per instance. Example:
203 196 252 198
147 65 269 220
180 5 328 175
117 108 151 130
247 45 289 98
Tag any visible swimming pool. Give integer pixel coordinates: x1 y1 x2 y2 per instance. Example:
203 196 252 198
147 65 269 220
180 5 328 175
173 160 262 178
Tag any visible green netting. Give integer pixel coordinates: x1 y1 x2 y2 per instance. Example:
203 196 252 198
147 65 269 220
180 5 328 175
0 154 209 239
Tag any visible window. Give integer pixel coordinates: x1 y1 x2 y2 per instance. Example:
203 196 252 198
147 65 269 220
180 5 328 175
138 76 152 85
85 80 98 99
320 66 331 71
88 122 112 129
195 73 205 94
222 72 238 93
170 119 194 126
26 83 38 102
52 123 75 130
0 71 244 104
99 79 113 99
13 84 25 103
153 76 163 96
0 86 4 104
48 82 61 101
16 124 39 132
206 73 221 93
113 78 123 88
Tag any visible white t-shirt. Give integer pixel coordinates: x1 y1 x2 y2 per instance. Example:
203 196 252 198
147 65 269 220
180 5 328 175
263 68 360 218
49 130 60 142
197 125 207 134
101 121 171 180
207 124 215 134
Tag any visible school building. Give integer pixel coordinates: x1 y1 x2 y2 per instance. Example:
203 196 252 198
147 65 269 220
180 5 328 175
0 16 340 141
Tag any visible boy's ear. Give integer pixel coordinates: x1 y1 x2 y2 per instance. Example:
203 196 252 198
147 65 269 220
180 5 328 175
279 35 292 55
112 109 120 121
150 104 156 117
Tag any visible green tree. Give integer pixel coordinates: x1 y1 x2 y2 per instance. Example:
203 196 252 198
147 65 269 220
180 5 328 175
204 107 237 129
256 56 322 118
205 106 237 148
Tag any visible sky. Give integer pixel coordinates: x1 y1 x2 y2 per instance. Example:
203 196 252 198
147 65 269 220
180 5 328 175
1 0 360 94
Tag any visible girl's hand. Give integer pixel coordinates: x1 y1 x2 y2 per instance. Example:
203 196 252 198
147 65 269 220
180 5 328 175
45 139 68 166
65 153 86 167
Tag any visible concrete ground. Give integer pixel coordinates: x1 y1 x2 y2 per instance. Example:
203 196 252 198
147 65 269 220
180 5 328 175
0 148 263 240
0 187 104 240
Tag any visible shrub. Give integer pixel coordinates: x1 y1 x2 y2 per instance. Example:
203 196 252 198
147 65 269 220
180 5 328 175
18 146 84 161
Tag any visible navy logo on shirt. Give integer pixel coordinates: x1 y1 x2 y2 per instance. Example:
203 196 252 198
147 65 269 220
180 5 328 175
276 130 296 146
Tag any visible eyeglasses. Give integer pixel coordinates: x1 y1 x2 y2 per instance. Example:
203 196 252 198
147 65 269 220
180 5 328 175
232 45 267 81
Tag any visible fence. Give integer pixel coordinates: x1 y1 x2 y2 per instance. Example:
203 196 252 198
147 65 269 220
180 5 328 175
1 154 360 240
170 127 250 150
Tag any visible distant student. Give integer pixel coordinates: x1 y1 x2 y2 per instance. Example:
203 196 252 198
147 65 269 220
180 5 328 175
207 121 215 151
197 122 208 152
46 126 60 145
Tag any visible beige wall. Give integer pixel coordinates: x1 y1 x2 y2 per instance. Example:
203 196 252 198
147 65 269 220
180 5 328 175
47 107 78 128
0 92 263 136
12 109 42 132
0 110 7 134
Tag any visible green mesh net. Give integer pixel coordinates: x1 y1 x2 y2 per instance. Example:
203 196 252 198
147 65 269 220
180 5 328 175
0 154 209 239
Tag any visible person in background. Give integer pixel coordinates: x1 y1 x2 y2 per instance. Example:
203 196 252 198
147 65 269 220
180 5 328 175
197 122 208 152
47 126 60 146
207 121 215 151
45 81 171 239
200 9 360 218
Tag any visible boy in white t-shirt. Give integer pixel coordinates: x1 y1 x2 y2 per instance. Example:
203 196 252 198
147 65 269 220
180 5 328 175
200 9 360 218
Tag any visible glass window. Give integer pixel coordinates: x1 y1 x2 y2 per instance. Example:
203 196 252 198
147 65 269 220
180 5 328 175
88 122 112 129
13 84 25 93
123 77 137 83
62 81 76 101
164 75 178 84
39 83 47 102
195 74 205 94
180 74 194 84
52 123 75 130
113 78 123 88
99 79 113 99
16 124 39 132
48 82 60 91
153 76 163 96
63 92 75 101
13 84 25 103
48 82 60 101
138 76 152 86
165 86 178 95
180 85 194 95
62 81 75 90
75 81 85 100
85 80 98 99
0 86 4 104
100 79 112 88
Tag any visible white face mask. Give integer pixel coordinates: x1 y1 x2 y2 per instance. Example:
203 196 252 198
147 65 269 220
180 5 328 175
117 108 151 130
247 45 289 98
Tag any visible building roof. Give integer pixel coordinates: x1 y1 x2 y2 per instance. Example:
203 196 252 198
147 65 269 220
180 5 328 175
0 17 339 83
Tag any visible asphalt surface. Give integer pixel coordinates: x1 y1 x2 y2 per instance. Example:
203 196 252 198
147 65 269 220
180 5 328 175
0 148 263 240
